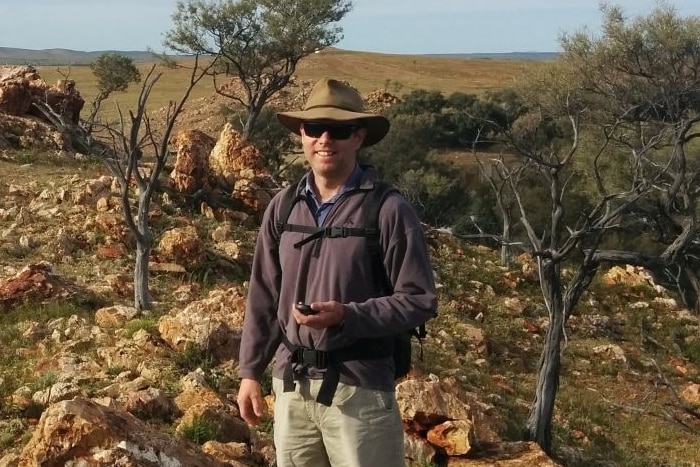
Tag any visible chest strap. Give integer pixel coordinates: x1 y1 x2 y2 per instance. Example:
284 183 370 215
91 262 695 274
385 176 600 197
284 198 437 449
283 224 378 249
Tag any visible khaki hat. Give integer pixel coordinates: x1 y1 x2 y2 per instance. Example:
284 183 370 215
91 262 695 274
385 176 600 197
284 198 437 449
277 78 390 147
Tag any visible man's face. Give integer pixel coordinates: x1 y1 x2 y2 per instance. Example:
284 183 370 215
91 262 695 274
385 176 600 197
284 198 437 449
300 120 366 182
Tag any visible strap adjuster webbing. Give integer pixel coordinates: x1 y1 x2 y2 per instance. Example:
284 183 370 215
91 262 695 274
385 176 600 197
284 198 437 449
293 347 329 368
282 335 393 406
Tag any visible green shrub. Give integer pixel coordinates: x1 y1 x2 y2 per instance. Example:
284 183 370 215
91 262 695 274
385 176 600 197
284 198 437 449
179 416 216 445
32 372 58 391
124 318 158 338
174 343 215 372
0 418 27 453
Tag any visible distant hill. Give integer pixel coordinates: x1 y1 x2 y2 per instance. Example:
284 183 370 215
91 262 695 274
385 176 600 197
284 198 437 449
0 47 559 66
425 52 559 61
0 48 162 66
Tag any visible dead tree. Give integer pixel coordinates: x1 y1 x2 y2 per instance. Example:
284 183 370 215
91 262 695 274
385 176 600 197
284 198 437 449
89 56 214 310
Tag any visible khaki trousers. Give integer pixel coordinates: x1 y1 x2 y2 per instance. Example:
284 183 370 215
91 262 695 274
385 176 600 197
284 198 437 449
272 377 405 467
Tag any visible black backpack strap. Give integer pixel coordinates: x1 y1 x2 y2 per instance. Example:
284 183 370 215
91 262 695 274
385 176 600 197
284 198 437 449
362 182 398 294
284 183 395 251
364 184 428 367
282 334 393 406
292 225 371 249
273 178 307 244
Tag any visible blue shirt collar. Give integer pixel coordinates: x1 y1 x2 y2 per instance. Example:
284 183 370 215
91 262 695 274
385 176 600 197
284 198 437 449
304 165 364 200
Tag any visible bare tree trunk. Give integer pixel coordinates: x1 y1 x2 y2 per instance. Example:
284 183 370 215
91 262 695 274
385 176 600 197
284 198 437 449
500 220 511 266
134 240 151 310
134 190 152 310
526 260 563 455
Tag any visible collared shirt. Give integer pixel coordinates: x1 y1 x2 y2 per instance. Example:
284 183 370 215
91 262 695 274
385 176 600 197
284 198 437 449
304 165 365 226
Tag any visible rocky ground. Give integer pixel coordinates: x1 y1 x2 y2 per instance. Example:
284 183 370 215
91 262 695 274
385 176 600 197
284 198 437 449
1 66 700 466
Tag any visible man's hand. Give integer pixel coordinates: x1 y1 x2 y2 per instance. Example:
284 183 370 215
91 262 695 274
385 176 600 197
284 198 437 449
292 300 345 329
237 378 266 426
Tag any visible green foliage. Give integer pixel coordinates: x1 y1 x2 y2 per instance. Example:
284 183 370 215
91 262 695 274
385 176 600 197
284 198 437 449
165 0 352 137
205 368 238 394
174 342 215 372
0 418 27 453
365 113 434 182
388 89 446 116
89 53 141 99
258 417 275 436
443 91 514 148
85 53 142 133
124 318 159 338
395 167 467 228
382 79 404 94
32 372 58 391
668 318 700 366
366 87 526 231
0 243 31 259
259 369 274 397
4 302 93 327
12 149 44 165
179 416 216 445
384 89 515 150
451 184 501 238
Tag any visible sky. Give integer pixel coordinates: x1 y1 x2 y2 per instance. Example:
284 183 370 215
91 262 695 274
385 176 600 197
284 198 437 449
2 1 700 55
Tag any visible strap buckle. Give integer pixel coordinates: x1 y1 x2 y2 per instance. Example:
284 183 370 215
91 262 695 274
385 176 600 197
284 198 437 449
324 226 349 238
293 347 329 368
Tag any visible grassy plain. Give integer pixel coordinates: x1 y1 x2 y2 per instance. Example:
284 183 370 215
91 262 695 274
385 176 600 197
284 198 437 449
36 48 542 123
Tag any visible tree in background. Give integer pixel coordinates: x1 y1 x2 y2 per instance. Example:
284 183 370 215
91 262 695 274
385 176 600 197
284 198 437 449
364 109 467 228
561 4 700 314
471 148 528 266
492 61 659 454
84 53 141 134
367 89 514 229
482 4 700 454
164 0 352 139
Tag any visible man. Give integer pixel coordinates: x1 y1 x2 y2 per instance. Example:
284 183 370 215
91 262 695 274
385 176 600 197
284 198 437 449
237 78 437 467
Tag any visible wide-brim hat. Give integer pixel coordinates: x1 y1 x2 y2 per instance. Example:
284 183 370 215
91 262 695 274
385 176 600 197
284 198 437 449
277 78 390 147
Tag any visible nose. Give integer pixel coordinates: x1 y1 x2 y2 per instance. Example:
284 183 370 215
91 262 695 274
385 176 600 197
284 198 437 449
317 130 332 142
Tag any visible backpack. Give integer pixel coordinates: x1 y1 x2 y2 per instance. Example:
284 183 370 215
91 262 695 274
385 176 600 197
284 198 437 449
274 179 428 385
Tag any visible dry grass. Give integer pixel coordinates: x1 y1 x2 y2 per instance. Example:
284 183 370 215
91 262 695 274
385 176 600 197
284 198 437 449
294 48 541 95
37 61 219 125
35 48 541 123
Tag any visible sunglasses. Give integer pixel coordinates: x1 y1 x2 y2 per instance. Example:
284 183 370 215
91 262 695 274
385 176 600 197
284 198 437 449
302 122 359 140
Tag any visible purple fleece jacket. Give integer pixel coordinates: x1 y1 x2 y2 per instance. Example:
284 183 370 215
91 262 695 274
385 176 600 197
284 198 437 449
238 168 437 392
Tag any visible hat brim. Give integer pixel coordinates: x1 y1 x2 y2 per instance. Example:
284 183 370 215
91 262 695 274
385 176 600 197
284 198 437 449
277 107 390 147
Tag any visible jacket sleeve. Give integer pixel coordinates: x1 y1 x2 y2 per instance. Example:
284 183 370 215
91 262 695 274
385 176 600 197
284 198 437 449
238 196 284 380
341 193 437 338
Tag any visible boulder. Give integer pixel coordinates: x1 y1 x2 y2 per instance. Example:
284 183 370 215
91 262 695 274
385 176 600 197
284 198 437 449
171 129 216 194
18 397 226 466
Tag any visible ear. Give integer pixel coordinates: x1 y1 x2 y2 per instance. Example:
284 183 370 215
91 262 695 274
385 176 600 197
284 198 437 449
354 127 368 147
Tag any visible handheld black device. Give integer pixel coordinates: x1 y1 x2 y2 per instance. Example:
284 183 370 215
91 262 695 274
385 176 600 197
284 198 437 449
295 302 317 315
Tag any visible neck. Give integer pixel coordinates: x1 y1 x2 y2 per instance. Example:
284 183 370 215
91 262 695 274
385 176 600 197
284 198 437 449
312 165 357 202
313 176 344 203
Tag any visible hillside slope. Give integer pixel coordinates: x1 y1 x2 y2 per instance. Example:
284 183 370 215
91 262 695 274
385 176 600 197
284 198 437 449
0 156 698 466
0 51 699 465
